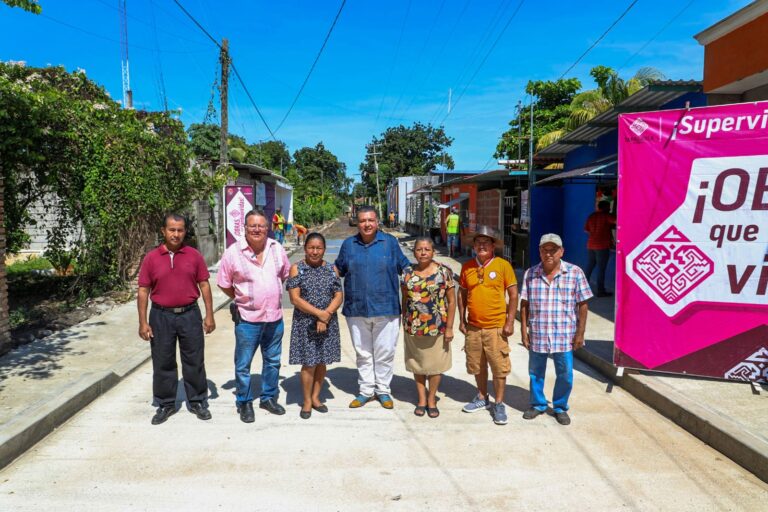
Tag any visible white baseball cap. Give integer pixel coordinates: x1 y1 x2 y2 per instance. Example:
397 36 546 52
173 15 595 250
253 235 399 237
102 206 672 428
539 233 563 247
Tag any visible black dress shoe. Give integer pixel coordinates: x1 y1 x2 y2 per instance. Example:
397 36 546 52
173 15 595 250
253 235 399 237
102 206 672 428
522 407 545 420
237 401 255 423
312 404 328 413
151 405 177 425
190 402 212 421
259 398 286 415
300 409 311 420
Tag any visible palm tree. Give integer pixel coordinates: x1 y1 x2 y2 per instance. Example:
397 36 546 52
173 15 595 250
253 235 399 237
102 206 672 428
536 66 666 150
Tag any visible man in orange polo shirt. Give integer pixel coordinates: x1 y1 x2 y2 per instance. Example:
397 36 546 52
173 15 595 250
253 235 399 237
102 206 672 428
584 200 616 297
458 227 518 425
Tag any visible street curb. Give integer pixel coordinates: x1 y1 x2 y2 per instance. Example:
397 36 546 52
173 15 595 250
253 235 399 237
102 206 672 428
575 347 768 484
0 370 118 470
0 288 234 471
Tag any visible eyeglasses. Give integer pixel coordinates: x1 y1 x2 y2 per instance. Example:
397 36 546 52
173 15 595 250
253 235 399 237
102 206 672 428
246 224 268 232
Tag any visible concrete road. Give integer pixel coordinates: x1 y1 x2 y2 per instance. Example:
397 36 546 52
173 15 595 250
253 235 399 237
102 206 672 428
1 306 766 511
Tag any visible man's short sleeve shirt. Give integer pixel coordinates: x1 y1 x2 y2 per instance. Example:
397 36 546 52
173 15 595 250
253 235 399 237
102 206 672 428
216 239 290 322
138 245 209 308
521 260 593 353
458 257 516 329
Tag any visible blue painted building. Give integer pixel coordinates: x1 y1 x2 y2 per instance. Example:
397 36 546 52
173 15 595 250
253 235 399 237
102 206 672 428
529 82 705 291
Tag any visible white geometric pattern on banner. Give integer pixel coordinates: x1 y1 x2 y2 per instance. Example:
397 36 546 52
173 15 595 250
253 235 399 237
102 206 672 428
724 347 768 382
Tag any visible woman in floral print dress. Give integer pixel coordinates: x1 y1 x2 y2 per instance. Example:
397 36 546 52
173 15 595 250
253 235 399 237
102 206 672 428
400 237 456 418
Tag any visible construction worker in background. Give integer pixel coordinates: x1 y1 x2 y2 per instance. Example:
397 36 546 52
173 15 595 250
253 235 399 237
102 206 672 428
294 223 308 245
272 206 286 244
445 207 462 258
389 210 396 229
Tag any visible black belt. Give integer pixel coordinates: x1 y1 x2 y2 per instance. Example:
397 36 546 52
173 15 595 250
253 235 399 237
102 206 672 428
152 302 198 314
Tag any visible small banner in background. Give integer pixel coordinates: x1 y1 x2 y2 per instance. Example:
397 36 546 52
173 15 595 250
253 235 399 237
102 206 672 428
225 185 254 248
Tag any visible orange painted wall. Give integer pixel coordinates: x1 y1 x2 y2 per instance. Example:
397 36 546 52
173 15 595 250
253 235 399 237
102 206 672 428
704 13 768 92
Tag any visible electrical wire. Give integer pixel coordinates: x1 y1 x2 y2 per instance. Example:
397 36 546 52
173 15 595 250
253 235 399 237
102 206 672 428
617 0 696 72
88 0 211 46
274 0 347 134
172 0 277 140
427 0 515 126
557 0 640 80
438 0 526 126
375 0 413 124
386 0 447 121
39 13 210 54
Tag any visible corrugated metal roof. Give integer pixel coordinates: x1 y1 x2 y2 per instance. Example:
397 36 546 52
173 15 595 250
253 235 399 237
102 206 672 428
535 81 702 159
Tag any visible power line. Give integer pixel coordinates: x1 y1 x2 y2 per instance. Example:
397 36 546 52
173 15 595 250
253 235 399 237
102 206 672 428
438 0 526 126
397 0 471 118
172 0 276 140
557 0 640 80
386 0 447 121
172 0 220 47
39 13 210 54
617 0 696 72
376 0 413 124
89 0 211 46
274 0 347 134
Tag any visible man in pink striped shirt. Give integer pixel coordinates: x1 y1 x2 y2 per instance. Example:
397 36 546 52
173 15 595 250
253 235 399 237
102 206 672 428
217 209 291 423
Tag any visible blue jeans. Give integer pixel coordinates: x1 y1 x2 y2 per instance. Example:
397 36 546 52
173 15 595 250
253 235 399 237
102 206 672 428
585 249 610 293
528 351 573 413
234 319 284 404
274 230 284 244
447 234 459 252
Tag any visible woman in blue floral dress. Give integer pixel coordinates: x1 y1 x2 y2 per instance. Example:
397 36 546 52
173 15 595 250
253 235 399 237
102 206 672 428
401 237 456 418
286 233 343 419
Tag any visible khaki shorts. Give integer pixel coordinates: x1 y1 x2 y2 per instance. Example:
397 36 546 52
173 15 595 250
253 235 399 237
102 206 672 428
464 325 511 377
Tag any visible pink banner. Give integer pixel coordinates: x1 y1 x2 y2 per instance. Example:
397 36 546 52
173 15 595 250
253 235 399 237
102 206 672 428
225 185 254 248
616 102 768 382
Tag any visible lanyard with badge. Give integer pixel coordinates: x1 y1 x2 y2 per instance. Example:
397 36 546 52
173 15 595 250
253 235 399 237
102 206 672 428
475 256 495 285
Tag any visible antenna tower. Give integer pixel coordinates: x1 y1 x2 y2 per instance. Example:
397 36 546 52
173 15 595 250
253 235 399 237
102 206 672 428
118 0 133 108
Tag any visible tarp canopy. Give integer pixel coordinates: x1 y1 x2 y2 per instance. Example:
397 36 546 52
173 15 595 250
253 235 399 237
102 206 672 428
536 158 617 185
438 193 469 209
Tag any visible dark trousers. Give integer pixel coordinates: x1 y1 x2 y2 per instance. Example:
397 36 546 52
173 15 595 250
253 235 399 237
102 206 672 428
585 249 610 293
149 305 208 407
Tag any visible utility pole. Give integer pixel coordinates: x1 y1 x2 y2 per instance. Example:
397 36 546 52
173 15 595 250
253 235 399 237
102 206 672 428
517 100 522 165
367 142 384 219
219 38 230 167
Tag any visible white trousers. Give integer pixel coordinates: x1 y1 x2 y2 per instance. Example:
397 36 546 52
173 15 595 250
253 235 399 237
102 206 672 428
346 316 400 397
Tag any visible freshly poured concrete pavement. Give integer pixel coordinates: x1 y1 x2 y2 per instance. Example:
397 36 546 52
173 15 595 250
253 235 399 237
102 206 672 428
1 305 766 511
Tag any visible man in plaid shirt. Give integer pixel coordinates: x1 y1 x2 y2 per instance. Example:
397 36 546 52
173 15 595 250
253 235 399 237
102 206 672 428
520 233 592 425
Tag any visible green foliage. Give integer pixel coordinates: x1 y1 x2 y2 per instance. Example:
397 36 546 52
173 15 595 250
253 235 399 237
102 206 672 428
359 122 453 200
495 78 581 163
0 63 222 292
187 123 220 161
288 142 348 225
6 256 52 275
1 0 41 14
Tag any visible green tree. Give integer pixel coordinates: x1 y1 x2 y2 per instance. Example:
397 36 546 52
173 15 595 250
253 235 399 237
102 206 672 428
1 0 41 14
187 123 220 161
359 122 453 198
246 140 291 173
289 142 349 225
494 78 581 163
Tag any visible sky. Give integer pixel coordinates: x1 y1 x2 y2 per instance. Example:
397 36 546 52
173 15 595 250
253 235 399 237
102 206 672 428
0 0 754 181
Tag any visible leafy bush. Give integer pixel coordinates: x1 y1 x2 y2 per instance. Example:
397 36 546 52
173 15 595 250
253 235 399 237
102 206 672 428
0 63 228 292
6 256 52 275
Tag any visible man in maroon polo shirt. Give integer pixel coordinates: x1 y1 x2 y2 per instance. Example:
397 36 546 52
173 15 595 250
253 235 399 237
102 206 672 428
137 213 216 425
